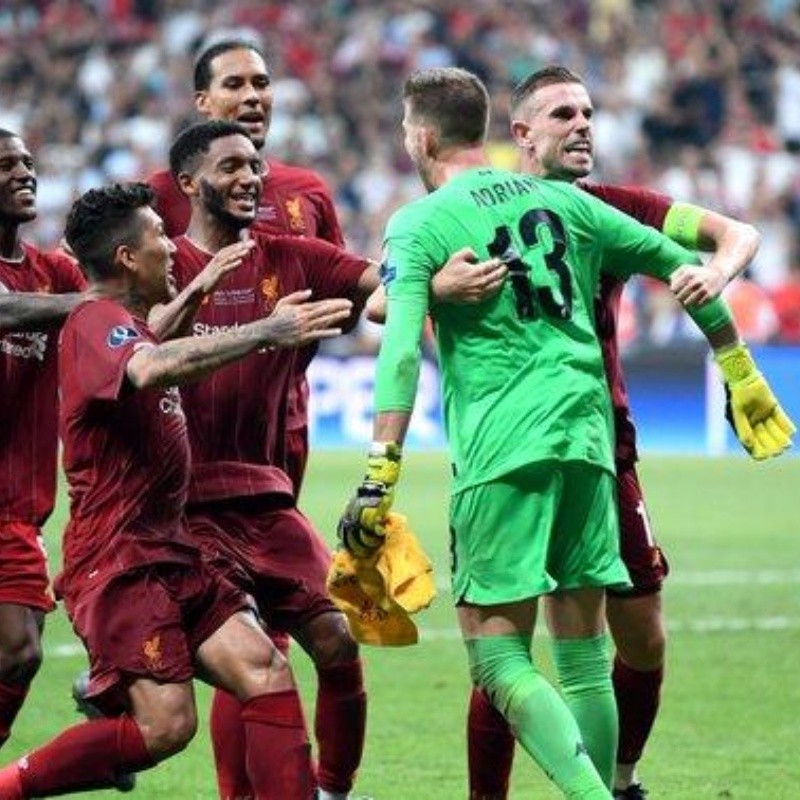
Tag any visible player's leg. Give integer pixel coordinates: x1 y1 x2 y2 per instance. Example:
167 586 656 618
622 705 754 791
0 605 42 750
197 609 314 800
606 464 668 798
459 600 609 799
270 506 365 800
0 523 53 750
290 609 365 800
543 461 629 790
546 588 617 789
466 685 515 800
452 466 612 799
188 504 313 799
0 678 195 798
0 559 228 798
208 628 291 800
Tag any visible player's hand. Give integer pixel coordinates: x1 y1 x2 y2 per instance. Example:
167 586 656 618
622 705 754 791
258 290 353 348
192 239 256 296
338 442 402 557
432 248 507 305
714 343 796 459
670 263 727 306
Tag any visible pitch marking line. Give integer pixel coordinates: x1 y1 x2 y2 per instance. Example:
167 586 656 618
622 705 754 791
44 570 800 657
433 569 800 591
45 616 800 657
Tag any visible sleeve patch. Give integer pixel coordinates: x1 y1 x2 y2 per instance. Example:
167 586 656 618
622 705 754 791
107 325 140 349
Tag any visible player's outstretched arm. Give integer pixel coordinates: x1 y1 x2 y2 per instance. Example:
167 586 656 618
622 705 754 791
707 322 796 460
666 204 760 306
0 292 83 333
127 291 351 389
149 239 255 340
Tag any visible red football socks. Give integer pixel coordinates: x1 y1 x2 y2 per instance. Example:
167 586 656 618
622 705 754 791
241 691 313 800
613 656 663 765
210 689 251 800
467 687 515 799
11 716 152 797
315 660 366 795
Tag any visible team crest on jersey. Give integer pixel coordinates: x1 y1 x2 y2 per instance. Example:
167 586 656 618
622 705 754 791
285 197 306 233
106 325 140 349
142 635 162 669
260 275 280 308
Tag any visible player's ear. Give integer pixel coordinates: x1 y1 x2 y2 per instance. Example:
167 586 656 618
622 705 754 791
510 119 532 148
114 242 136 277
195 90 210 115
176 171 198 198
421 125 439 158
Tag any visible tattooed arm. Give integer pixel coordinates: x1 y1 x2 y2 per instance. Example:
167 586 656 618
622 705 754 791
0 293 83 333
128 291 352 389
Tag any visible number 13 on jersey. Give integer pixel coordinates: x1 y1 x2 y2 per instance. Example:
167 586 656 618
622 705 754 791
487 208 574 322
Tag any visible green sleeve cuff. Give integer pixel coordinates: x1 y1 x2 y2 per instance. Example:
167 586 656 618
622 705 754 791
686 295 734 335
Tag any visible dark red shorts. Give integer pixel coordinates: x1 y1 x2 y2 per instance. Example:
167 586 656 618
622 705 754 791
63 561 249 715
187 497 336 635
0 522 55 612
608 464 669 598
284 425 309 498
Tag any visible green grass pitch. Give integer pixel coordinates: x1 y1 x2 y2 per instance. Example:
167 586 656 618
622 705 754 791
4 452 800 798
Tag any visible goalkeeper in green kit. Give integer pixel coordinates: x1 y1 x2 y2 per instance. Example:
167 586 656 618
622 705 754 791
338 67 795 799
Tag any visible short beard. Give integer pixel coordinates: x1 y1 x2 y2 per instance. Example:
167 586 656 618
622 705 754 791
199 179 251 232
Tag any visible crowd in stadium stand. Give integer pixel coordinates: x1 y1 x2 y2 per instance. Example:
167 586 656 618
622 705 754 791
2 0 800 348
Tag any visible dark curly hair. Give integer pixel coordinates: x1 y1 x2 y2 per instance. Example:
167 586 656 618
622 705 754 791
169 119 251 178
64 182 155 280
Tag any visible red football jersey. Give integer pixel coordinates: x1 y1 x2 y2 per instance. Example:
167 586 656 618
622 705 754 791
58 299 194 592
580 183 673 464
0 243 86 525
170 234 367 505
149 158 345 439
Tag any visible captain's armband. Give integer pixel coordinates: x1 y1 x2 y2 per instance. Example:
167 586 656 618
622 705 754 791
662 202 704 249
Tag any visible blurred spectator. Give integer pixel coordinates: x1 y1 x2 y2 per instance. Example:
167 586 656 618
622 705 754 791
722 273 781 342
770 260 800 342
0 0 798 349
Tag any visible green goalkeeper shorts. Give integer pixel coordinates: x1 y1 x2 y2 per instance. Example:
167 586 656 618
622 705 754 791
449 460 630 606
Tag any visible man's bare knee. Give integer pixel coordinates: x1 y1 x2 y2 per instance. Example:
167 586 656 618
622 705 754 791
607 593 666 670
0 606 43 684
296 612 359 667
0 633 42 684
137 707 197 761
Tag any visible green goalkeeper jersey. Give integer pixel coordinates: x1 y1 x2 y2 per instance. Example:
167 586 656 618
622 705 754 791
375 167 731 492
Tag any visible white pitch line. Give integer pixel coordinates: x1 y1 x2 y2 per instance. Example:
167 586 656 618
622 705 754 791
667 569 800 586
43 614 800 656
42 570 800 659
433 569 800 591
418 615 800 641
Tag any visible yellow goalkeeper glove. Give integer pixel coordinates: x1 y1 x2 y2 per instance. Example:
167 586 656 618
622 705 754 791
714 343 796 460
338 442 403 557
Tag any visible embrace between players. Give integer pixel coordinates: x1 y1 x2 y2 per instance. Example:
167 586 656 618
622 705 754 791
0 37 794 800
